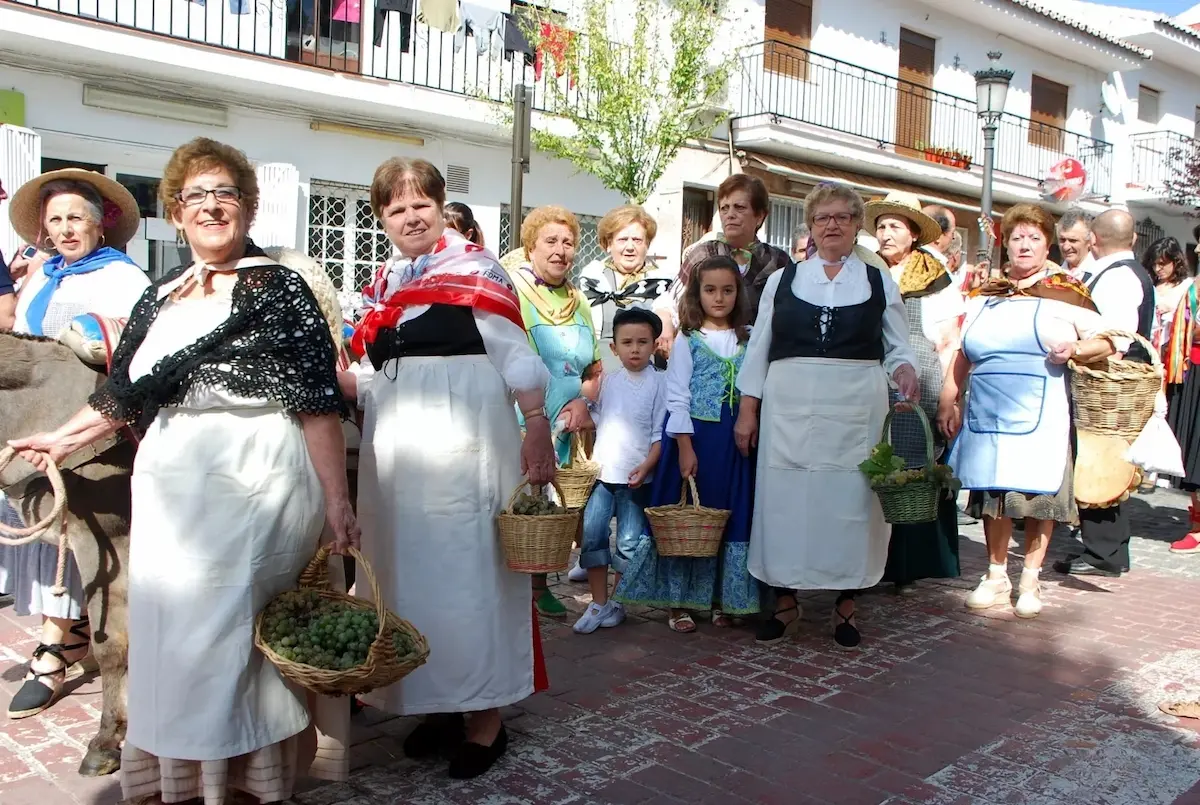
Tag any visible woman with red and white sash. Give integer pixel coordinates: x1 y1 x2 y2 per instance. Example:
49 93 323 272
342 158 555 780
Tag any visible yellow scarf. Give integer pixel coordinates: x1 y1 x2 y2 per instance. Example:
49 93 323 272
511 264 586 326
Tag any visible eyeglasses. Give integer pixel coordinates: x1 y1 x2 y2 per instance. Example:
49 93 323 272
813 213 854 227
175 186 243 207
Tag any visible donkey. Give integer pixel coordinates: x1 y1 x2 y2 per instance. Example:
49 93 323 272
0 331 132 777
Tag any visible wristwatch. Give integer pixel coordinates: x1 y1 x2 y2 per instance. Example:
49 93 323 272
522 407 547 421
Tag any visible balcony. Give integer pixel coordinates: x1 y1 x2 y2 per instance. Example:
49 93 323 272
5 0 584 114
1129 131 1199 202
737 41 1114 198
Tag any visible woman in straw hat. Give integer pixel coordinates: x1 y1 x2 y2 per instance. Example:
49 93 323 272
864 191 962 596
1 167 149 719
11 137 358 803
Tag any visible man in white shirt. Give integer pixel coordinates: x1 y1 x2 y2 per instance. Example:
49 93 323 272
1056 208 1095 280
1054 209 1153 579
922 204 956 261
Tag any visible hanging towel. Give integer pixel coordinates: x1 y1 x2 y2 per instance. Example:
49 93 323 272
374 0 413 47
419 0 458 33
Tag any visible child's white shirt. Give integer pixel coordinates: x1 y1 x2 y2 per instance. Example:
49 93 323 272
591 366 667 484
665 328 744 436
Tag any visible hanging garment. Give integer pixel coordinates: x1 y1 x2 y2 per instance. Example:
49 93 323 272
457 2 504 58
418 0 458 33
503 11 534 65
332 0 360 23
535 21 575 88
373 0 413 47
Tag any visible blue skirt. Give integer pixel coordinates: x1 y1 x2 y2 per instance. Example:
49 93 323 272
614 402 761 614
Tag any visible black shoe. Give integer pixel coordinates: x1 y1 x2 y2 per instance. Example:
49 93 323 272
755 605 801 645
403 713 466 759
447 725 508 779
832 603 860 649
1052 558 1121 577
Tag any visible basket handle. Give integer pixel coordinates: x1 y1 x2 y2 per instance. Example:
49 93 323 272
676 476 702 510
566 432 592 467
299 544 391 657
505 476 569 512
1089 328 1161 367
881 402 935 470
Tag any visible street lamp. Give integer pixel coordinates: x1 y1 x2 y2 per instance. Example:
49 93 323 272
973 51 1013 267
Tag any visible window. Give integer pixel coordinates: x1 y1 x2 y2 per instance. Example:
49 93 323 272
1138 86 1160 124
1029 75 1068 151
499 204 604 282
307 181 394 314
764 0 813 77
766 197 805 253
896 28 936 155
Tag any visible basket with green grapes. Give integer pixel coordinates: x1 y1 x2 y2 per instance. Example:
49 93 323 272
859 406 961 525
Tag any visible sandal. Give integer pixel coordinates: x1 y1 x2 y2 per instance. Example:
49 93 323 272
832 596 861 649
711 610 734 628
1159 700 1200 719
8 619 91 719
668 612 696 633
755 604 801 645
532 581 567 618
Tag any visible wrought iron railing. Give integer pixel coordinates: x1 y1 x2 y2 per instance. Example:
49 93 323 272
7 0 585 114
1130 130 1198 196
737 41 1114 198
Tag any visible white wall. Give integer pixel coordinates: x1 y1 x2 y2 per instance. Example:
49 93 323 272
2 68 623 253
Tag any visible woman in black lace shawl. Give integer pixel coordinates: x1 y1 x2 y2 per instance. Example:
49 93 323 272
11 138 358 804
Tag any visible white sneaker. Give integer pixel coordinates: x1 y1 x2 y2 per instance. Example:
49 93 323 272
573 601 618 634
966 573 1012 610
599 601 626 628
1015 570 1042 619
567 562 588 583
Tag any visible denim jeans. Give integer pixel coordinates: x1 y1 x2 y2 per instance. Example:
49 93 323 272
579 482 649 575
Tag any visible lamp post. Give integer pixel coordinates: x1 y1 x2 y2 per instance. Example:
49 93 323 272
973 51 1013 268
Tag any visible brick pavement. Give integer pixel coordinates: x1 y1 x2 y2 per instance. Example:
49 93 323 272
4 489 1200 805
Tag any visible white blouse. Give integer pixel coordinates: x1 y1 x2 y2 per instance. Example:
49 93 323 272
15 260 149 338
665 328 744 436
737 256 917 399
591 367 667 484
350 309 549 409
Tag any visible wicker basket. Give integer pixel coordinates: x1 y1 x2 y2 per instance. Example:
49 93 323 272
1069 329 1162 442
254 546 430 697
556 435 600 510
646 477 731 558
872 406 940 525
497 479 581 574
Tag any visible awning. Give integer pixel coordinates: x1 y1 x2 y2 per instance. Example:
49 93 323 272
742 153 1012 218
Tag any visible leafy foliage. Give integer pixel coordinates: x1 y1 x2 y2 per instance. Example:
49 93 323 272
516 0 739 203
1162 143 1200 216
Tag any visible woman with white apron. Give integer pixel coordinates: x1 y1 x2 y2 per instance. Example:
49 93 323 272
735 183 919 649
938 204 1119 619
347 158 556 781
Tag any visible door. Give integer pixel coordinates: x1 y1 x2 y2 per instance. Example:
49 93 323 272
895 28 935 158
681 187 714 254
115 173 180 280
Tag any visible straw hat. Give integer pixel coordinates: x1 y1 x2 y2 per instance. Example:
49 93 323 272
263 246 345 348
864 191 942 248
9 168 141 249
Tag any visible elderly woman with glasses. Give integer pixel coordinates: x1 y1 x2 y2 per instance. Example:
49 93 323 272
1 168 149 720
735 182 919 649
12 137 358 803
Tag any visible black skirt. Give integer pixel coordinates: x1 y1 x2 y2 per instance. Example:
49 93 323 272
1167 371 1200 490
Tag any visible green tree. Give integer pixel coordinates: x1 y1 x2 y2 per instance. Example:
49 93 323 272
517 0 739 204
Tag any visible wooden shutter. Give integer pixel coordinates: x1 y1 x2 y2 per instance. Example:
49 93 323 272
0 125 41 261
1029 75 1068 152
681 188 714 254
764 0 812 78
249 163 301 249
895 28 935 156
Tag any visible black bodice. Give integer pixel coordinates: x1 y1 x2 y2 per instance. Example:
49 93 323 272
365 303 486 370
767 260 886 364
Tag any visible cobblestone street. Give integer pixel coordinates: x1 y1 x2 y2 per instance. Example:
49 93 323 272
5 489 1200 805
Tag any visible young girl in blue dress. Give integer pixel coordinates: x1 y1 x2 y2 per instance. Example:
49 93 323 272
615 255 760 632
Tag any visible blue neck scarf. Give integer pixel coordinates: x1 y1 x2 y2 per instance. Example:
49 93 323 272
24 246 140 336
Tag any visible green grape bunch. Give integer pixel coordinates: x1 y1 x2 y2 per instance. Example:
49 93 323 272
510 492 567 516
260 589 411 672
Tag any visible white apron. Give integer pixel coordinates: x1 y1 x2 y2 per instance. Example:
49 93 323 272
357 355 534 715
126 404 324 761
748 357 891 590
948 297 1070 494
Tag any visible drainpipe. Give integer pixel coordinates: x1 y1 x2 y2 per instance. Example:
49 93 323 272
726 115 742 176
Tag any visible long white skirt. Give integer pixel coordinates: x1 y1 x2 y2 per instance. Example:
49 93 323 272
0 497 86 620
121 405 347 805
748 357 891 591
357 355 535 715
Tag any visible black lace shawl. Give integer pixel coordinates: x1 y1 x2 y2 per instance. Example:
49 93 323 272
89 245 345 429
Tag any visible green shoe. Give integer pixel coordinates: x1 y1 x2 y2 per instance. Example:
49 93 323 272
535 587 567 617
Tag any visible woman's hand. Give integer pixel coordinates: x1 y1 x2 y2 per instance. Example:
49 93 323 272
323 498 361 555
936 398 962 441
557 398 594 433
521 416 556 486
7 431 73 472
337 371 357 403
1048 341 1076 365
678 441 699 479
892 364 920 409
733 407 758 457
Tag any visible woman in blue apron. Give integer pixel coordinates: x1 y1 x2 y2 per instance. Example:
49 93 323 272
939 204 1119 619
